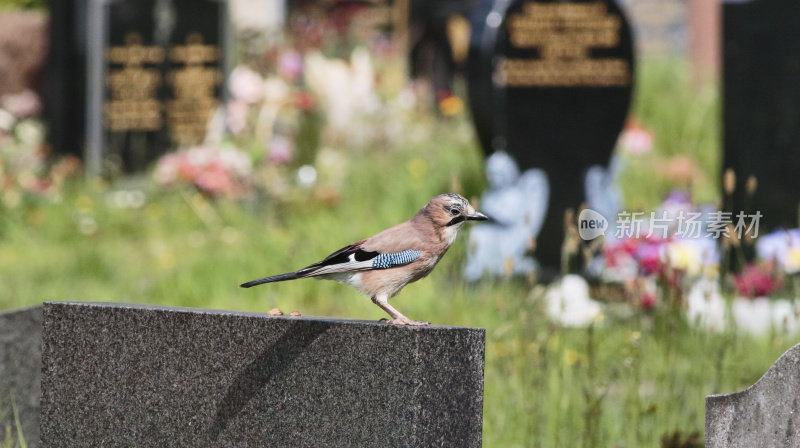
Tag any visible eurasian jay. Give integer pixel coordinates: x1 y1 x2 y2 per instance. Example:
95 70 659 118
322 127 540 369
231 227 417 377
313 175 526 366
241 193 488 326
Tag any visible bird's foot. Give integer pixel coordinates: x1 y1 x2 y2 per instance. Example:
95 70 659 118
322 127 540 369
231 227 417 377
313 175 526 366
383 316 429 326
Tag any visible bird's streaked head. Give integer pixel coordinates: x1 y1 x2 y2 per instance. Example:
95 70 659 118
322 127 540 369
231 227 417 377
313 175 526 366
423 193 488 229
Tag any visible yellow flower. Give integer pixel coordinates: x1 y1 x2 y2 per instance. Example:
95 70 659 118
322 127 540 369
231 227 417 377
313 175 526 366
491 342 509 359
784 248 800 274
75 195 93 212
667 241 700 276
439 96 464 116
157 251 176 269
563 348 581 366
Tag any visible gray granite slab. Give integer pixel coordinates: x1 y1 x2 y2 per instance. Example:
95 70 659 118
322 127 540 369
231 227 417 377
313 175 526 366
0 305 42 447
706 342 800 447
40 302 485 447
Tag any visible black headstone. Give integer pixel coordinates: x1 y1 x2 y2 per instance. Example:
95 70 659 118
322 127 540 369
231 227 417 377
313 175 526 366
723 0 800 231
46 0 228 173
468 0 634 274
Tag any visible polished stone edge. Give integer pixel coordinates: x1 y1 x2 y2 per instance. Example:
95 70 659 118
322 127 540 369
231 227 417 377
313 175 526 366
42 301 485 332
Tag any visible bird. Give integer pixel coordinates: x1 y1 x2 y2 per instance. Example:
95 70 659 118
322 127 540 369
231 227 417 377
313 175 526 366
241 193 488 326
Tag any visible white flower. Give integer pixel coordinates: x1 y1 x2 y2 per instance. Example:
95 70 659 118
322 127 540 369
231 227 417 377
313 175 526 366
263 76 290 105
229 66 265 104
0 109 15 131
297 165 317 186
546 275 603 327
15 120 44 147
218 145 252 177
687 278 726 332
756 229 800 273
304 48 379 136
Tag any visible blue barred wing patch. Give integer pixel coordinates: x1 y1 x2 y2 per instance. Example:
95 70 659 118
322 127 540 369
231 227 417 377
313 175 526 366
372 250 423 269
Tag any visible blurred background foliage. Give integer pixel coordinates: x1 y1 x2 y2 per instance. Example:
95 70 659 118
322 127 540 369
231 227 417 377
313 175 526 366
0 58 791 447
0 0 43 10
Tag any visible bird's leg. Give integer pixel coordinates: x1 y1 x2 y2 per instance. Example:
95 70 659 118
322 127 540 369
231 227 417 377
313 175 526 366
371 296 428 326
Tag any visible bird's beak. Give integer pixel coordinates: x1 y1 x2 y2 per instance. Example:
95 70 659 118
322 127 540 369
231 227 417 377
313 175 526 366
467 211 489 221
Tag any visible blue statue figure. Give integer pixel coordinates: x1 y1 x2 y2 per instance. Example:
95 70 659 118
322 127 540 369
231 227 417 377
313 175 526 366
584 156 623 241
464 151 549 281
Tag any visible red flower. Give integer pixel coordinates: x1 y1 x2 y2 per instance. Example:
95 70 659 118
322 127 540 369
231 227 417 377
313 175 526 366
733 263 783 298
640 291 658 310
295 91 315 111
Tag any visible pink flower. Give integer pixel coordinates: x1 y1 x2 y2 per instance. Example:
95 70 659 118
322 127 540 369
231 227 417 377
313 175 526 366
177 156 198 181
733 263 783 298
619 118 653 155
295 91 315 111
268 135 293 165
640 291 658 310
152 145 252 198
195 159 233 195
227 100 249 135
153 153 180 185
636 241 665 275
279 50 303 81
1 90 41 118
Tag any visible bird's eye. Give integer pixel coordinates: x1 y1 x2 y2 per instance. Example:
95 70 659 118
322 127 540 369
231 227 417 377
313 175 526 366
449 207 460 216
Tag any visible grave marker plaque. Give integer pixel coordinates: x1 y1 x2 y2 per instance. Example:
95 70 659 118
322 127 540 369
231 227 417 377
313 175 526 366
468 0 634 274
47 0 228 174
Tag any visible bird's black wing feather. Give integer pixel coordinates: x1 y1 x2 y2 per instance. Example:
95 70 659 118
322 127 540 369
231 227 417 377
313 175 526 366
305 240 379 268
239 240 380 288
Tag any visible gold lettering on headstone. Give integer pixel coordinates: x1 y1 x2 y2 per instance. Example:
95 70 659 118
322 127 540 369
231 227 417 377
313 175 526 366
166 33 222 145
495 1 631 87
104 33 164 131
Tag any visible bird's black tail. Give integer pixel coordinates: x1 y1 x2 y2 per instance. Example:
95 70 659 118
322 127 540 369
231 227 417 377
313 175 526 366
239 268 315 288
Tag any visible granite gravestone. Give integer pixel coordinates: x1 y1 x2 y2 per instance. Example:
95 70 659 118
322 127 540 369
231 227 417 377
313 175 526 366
40 302 485 447
47 0 228 174
468 0 634 275
706 342 800 447
0 306 43 447
723 0 800 231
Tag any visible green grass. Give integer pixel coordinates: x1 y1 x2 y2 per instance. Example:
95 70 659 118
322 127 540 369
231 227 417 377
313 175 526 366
619 60 721 209
0 63 795 446
0 396 26 448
